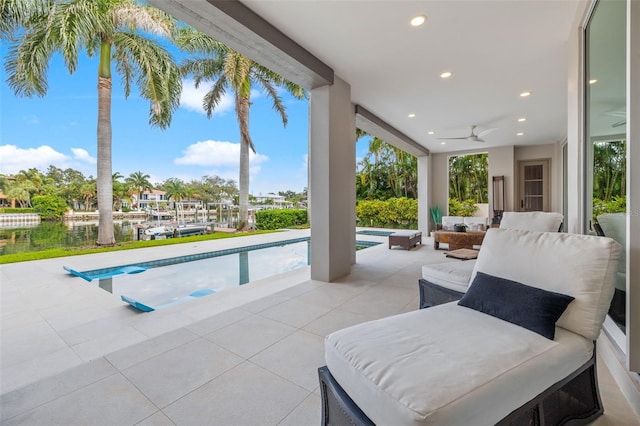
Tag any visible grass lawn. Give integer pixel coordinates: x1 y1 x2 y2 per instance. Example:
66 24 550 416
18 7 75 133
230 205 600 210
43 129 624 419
0 230 279 264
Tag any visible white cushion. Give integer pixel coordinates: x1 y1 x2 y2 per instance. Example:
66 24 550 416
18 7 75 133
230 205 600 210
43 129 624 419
500 211 563 232
325 303 593 425
421 260 475 292
441 216 463 230
597 213 626 274
471 228 621 340
391 230 422 238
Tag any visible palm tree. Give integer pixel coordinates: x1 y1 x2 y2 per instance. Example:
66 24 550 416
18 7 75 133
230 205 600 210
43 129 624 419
3 0 182 245
177 29 306 231
126 171 152 210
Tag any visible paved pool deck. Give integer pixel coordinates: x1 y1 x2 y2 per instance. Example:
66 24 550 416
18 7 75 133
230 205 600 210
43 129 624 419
1 228 638 425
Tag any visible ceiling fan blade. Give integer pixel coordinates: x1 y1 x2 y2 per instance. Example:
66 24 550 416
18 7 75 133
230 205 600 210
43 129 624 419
612 120 626 128
437 136 469 140
477 127 497 137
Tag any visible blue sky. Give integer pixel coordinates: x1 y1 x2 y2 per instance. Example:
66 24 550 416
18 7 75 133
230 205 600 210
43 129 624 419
0 42 368 196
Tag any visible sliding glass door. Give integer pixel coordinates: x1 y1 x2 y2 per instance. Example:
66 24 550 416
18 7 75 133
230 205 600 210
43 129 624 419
584 0 627 334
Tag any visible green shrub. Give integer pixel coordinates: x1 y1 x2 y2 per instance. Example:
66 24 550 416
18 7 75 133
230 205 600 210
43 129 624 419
448 198 478 217
31 195 68 220
593 196 626 218
121 206 132 213
356 197 418 228
0 208 36 214
255 209 308 230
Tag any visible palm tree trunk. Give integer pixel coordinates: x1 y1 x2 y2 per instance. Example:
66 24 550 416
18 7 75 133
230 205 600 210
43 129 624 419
239 137 250 231
96 41 115 245
237 95 251 231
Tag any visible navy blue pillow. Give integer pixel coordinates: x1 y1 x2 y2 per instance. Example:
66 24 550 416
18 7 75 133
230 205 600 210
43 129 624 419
458 272 575 340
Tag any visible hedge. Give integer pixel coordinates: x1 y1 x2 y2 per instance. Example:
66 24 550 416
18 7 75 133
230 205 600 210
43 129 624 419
0 207 37 214
255 209 308 230
356 197 418 229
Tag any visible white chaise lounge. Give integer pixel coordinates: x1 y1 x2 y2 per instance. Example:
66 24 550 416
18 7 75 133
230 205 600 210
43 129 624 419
419 211 564 308
319 228 620 425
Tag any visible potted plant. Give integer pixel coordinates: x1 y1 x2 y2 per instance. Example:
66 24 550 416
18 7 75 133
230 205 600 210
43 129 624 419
430 205 442 231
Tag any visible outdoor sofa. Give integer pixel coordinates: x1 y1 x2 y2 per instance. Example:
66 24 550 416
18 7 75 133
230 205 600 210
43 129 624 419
420 211 564 308
319 228 620 425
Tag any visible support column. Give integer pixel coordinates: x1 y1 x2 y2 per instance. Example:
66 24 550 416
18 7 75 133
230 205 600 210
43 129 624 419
309 77 356 282
627 0 640 372
417 155 430 234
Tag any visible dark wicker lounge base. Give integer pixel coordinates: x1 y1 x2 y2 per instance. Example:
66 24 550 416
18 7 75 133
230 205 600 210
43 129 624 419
418 278 465 309
318 348 603 426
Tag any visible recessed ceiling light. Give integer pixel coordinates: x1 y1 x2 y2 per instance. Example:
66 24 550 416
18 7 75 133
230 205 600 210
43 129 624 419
440 71 452 79
408 113 416 118
589 79 598 85
428 131 435 135
520 91 532 97
410 15 427 27
440 142 446 145
517 132 524 136
518 117 526 122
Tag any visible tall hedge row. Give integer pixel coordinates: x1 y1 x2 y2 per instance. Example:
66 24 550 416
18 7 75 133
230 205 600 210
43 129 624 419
255 209 308 230
356 197 418 228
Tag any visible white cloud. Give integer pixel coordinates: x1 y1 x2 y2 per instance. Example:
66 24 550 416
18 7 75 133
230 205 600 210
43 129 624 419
71 147 96 164
179 79 234 116
0 144 99 176
174 140 268 167
0 145 70 174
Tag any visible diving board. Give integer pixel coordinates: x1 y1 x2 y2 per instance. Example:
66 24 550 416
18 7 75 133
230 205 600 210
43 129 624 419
121 289 216 312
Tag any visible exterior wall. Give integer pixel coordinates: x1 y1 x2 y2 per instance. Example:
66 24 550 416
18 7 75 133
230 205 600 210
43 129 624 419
514 143 563 213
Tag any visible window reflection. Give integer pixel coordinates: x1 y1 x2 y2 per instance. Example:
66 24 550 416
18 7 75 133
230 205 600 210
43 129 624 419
585 0 627 332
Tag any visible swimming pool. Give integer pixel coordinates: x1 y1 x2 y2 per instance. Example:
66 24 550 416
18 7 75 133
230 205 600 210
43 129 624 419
66 237 380 311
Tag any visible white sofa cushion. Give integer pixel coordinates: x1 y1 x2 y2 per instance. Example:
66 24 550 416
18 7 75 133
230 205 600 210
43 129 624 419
421 260 475 293
325 303 593 425
471 228 621 340
500 211 563 232
441 216 463 230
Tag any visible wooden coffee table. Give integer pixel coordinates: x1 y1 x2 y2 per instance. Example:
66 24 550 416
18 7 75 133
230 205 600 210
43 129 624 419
433 230 486 250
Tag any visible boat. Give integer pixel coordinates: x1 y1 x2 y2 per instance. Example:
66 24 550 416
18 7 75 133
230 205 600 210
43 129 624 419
141 223 211 240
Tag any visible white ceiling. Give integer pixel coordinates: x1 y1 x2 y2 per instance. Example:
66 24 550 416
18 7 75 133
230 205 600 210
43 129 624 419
163 0 584 153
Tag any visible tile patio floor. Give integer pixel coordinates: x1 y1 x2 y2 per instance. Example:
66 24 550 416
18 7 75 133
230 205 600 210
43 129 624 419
1 229 638 425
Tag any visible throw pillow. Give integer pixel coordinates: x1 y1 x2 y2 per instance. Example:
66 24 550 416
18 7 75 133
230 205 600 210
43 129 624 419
458 271 575 339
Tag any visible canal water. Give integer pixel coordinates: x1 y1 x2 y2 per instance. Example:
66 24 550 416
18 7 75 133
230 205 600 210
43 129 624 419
0 221 144 255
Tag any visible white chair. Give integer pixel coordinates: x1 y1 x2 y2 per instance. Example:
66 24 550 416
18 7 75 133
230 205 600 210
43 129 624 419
500 211 563 232
597 212 626 322
420 211 564 307
320 228 621 425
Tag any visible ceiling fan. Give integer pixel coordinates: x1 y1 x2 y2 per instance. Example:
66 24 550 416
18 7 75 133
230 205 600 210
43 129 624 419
437 125 496 143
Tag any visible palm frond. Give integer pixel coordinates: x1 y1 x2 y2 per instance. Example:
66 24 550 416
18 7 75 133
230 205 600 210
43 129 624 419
112 31 181 129
113 0 174 38
203 78 227 118
175 27 227 55
0 0 51 39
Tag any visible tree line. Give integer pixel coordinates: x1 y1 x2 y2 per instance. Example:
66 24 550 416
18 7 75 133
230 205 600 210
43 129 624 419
0 166 239 212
